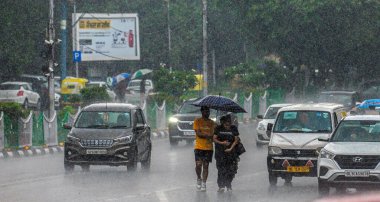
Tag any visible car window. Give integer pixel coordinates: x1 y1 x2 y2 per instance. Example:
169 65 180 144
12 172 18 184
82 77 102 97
74 111 131 128
273 111 332 133
135 109 145 125
331 120 380 142
264 107 281 119
0 84 20 90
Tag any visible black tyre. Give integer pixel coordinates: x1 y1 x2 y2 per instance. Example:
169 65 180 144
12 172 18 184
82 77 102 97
81 164 90 172
268 172 278 186
141 149 151 170
284 175 292 183
64 161 74 173
169 136 178 146
127 150 137 172
318 179 330 196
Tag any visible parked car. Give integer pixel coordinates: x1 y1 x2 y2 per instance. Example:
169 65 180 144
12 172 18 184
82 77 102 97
267 103 347 186
87 81 117 101
168 98 216 146
317 115 380 195
126 79 154 94
0 81 41 109
256 103 293 147
318 91 360 111
63 103 152 172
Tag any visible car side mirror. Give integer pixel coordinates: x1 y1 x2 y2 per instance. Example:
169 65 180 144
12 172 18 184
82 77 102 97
257 115 263 119
318 136 330 142
63 123 72 130
266 123 273 137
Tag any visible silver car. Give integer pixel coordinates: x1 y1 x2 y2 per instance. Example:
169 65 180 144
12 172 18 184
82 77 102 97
0 81 41 109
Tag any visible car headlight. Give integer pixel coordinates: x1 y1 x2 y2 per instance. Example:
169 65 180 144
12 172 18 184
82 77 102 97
169 117 179 123
258 123 266 131
268 146 282 155
211 117 217 122
67 134 80 142
115 135 133 143
315 147 324 155
319 149 335 159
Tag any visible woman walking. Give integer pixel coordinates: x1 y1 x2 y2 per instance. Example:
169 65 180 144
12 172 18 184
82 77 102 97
213 114 240 192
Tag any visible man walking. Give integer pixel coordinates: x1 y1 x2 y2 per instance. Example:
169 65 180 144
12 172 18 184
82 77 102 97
193 106 216 191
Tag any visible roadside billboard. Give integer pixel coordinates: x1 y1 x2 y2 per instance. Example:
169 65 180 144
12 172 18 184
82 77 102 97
73 13 140 61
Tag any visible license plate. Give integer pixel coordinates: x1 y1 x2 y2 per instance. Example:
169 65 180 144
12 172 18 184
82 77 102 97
184 131 195 136
86 149 107 155
287 166 310 173
345 170 370 177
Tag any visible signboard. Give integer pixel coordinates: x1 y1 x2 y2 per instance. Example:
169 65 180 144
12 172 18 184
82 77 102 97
73 51 81 62
73 13 140 61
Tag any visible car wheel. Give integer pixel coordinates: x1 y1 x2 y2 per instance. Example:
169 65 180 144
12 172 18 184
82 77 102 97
284 175 292 184
169 136 178 146
141 149 151 170
81 164 90 172
64 161 74 173
268 172 278 186
23 99 29 110
318 178 330 196
127 150 137 172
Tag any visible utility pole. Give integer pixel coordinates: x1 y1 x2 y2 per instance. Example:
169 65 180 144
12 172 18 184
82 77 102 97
48 0 55 118
212 49 216 87
73 0 79 77
202 0 208 96
60 0 67 80
165 0 171 73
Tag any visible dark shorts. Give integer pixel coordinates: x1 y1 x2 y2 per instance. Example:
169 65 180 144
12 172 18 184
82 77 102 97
194 149 213 163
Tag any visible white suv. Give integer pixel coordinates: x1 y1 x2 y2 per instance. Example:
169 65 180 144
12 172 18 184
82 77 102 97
317 115 380 195
267 103 347 186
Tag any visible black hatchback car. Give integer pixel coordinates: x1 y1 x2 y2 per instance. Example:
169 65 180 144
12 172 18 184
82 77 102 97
64 103 152 172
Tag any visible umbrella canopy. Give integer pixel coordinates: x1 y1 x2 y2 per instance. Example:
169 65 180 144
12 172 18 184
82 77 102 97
107 73 130 87
357 99 380 109
191 95 247 113
131 69 152 80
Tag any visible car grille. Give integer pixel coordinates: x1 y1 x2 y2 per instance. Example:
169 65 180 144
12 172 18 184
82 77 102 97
81 139 113 147
178 121 194 130
334 155 380 169
282 149 317 157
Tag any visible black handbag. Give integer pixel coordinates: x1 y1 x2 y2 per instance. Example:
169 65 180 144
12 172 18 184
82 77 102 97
235 141 246 156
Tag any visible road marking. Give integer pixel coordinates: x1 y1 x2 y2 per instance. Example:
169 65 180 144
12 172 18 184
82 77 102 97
155 191 169 202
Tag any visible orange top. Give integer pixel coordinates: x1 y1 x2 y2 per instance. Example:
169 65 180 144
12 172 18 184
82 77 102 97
193 117 215 150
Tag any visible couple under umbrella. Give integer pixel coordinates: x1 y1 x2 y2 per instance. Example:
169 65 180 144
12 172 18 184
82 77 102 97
191 95 246 192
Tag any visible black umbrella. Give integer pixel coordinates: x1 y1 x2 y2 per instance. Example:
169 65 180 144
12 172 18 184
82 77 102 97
191 95 247 113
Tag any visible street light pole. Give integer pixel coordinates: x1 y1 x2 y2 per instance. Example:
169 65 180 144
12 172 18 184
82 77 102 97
202 0 208 96
165 0 171 73
48 0 55 118
73 0 79 77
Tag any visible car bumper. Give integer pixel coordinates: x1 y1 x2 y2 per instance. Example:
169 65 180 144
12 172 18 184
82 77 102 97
64 142 135 166
318 158 380 186
168 124 195 140
267 156 318 177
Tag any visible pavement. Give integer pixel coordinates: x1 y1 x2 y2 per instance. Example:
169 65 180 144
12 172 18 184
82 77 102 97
0 130 169 159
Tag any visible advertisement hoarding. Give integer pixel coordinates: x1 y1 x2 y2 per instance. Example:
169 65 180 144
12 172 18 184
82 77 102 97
73 13 140 61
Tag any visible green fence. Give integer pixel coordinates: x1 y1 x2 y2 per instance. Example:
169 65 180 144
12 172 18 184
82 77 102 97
146 101 157 130
57 112 71 144
32 113 44 146
267 88 285 106
4 114 19 148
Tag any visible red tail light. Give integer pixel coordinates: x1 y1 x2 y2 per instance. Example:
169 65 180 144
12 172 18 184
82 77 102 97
17 90 24 96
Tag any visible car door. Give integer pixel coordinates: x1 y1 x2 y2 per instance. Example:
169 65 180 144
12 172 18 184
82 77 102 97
25 84 39 104
133 109 150 160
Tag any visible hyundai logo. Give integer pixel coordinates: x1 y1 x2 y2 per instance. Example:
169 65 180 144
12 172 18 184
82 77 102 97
296 150 301 155
352 157 363 163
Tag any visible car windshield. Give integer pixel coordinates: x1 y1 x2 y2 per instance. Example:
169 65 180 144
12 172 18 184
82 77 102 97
331 120 380 142
179 102 202 114
0 84 20 90
318 94 352 106
264 107 281 119
74 111 131 129
273 111 332 133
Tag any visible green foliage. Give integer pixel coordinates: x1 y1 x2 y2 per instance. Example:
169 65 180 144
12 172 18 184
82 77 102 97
80 86 111 107
152 67 196 103
0 102 30 120
58 105 76 120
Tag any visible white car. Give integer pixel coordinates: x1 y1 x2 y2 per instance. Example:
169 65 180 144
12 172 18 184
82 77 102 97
126 79 154 94
256 104 292 147
317 115 380 195
87 81 117 101
0 81 41 109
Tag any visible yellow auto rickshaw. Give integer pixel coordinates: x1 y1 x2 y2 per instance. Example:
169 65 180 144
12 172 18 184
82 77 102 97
61 77 88 95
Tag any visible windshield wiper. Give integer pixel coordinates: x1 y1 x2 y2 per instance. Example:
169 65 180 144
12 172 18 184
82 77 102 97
109 125 128 128
315 129 331 133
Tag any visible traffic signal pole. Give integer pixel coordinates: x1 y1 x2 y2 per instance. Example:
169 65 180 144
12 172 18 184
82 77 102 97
48 0 55 118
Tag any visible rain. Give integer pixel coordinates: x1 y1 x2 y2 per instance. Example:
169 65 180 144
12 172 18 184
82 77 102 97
0 1 379 202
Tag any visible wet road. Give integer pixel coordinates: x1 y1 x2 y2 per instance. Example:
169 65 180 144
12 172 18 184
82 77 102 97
0 124 325 202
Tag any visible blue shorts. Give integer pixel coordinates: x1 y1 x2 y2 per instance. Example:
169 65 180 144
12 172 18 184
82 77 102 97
194 149 213 163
